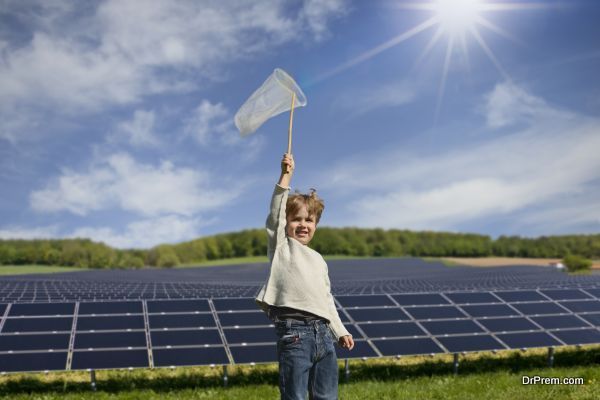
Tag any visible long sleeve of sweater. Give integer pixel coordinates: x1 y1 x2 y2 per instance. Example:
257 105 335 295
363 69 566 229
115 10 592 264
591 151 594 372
255 184 351 340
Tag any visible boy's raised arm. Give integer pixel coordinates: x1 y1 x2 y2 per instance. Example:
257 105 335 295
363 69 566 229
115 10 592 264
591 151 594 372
266 154 295 260
277 153 294 188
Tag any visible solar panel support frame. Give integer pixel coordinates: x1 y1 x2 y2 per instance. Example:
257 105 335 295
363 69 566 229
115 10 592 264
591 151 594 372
547 347 554 368
209 299 234 365
344 359 350 382
223 365 228 387
0 304 10 333
142 300 154 368
453 353 459 375
65 301 79 371
90 369 97 392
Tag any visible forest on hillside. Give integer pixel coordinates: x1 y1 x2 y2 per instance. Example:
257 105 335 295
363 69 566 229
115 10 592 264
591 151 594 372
1 228 598 269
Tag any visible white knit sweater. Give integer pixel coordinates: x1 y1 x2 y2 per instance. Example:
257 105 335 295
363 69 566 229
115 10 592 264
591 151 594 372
255 184 350 340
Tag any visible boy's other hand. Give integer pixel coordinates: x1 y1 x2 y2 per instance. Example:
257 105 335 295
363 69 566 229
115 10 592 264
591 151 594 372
281 153 295 175
338 335 354 350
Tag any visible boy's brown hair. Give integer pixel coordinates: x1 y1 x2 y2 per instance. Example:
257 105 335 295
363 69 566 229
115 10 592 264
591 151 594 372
286 189 325 224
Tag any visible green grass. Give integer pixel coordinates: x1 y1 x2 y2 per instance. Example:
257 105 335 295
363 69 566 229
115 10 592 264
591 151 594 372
0 265 87 276
0 347 598 399
177 255 383 268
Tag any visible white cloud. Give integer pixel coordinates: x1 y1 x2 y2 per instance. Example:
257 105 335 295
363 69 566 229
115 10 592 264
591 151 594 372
484 82 570 129
0 0 349 142
113 110 160 147
184 100 230 145
30 152 237 217
322 82 600 234
0 215 209 248
335 79 417 116
71 215 208 248
0 225 60 240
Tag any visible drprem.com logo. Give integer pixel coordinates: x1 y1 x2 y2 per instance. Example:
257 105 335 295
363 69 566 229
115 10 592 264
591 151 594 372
522 375 585 385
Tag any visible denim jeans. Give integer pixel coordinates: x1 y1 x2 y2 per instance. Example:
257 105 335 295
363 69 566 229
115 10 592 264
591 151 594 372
275 319 338 400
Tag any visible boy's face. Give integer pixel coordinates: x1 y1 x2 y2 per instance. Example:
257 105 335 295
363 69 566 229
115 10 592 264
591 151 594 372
286 204 317 245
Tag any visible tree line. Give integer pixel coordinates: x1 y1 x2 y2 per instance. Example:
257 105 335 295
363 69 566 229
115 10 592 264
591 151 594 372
0 229 598 269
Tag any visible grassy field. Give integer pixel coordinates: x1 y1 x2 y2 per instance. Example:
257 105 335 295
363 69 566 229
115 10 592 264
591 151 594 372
0 347 598 399
0 265 87 276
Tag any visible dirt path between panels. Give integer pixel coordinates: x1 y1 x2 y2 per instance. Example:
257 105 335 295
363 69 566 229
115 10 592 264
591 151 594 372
442 257 600 270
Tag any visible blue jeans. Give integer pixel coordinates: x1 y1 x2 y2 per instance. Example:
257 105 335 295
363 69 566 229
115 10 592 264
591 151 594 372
275 319 338 400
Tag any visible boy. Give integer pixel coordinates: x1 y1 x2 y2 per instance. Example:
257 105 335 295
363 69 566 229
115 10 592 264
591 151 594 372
256 153 354 400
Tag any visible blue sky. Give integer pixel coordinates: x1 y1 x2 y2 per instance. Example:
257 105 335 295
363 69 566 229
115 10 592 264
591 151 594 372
1 0 599 249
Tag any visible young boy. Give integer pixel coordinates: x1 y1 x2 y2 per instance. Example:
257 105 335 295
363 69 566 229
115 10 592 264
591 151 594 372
256 153 354 400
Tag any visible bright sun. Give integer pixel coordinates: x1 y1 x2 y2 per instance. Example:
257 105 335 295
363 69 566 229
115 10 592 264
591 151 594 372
433 0 482 34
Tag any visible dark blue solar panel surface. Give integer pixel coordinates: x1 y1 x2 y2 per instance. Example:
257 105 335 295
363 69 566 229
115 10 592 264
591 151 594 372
229 344 277 364
476 317 539 332
494 291 547 302
405 306 466 320
373 338 444 356
421 320 484 335
551 329 600 345
71 349 149 370
512 302 566 315
392 294 449 305
153 347 229 367
151 329 222 346
438 335 505 352
358 322 426 338
79 301 143 315
347 307 410 322
1 256 600 372
460 304 519 317
0 333 70 351
445 292 500 304
497 332 561 349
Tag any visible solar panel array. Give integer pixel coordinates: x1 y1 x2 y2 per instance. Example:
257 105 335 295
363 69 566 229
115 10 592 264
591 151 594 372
2 287 600 373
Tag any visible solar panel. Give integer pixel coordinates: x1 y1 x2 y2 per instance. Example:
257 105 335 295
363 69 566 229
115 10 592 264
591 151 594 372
77 315 145 331
530 315 590 330
550 329 600 345
150 329 223 346
335 340 378 359
437 335 505 352
71 349 150 370
559 301 600 313
372 338 444 356
580 313 600 326
9 303 75 316
511 302 566 315
0 333 70 351
445 292 500 304
218 311 272 327
337 295 395 307
79 301 143 315
420 320 484 335
148 313 216 329
460 304 519 318
213 298 257 311
153 347 229 367
392 294 449 305
496 332 561 349
74 331 147 349
0 352 68 373
540 290 592 300
358 322 426 338
223 327 277 344
1 256 600 373
229 344 277 364
346 307 410 322
147 300 210 313
3 317 73 333
476 317 539 333
494 291 547 302
404 306 466 320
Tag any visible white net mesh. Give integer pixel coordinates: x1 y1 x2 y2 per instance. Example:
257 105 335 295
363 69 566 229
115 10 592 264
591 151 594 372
235 68 307 136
